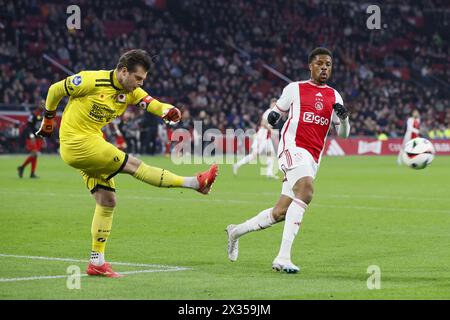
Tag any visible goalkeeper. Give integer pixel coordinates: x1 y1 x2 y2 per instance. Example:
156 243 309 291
37 49 218 278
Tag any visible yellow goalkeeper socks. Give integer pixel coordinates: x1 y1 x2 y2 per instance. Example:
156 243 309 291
91 205 114 254
133 162 196 188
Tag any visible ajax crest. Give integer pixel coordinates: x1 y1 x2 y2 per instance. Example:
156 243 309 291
314 92 324 110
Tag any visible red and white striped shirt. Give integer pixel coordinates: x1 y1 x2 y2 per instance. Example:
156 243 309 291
257 108 272 140
276 80 343 163
405 117 420 140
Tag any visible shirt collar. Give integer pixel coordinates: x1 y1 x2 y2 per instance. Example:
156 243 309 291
110 70 124 90
307 79 328 88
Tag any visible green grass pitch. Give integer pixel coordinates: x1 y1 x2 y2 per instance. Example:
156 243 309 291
0 154 449 299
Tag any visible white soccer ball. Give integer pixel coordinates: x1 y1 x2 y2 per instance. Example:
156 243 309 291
402 137 435 169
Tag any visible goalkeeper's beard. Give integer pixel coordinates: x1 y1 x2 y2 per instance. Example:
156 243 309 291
118 77 137 92
123 84 136 92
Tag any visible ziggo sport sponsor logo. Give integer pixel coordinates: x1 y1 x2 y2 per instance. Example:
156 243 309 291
303 112 329 126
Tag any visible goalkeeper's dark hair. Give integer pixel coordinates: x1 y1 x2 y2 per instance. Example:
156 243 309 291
117 49 152 72
308 47 333 64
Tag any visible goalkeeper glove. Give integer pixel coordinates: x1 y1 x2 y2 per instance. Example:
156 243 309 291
332 103 349 120
267 110 281 127
36 110 56 137
162 107 181 124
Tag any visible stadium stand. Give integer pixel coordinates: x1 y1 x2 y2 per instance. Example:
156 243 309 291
0 0 449 153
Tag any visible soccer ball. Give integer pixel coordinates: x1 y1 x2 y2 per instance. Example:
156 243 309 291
402 137 435 169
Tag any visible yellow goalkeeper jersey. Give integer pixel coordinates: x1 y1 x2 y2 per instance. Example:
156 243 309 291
45 69 170 140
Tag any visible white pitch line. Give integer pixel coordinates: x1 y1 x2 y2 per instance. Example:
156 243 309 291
2 188 450 204
125 192 450 213
0 253 189 270
0 268 187 283
4 190 450 214
0 190 252 204
0 275 72 282
0 190 449 214
0 253 191 282
2 188 450 203
215 191 450 202
314 204 450 214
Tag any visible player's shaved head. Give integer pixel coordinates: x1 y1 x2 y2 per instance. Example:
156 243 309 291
117 49 152 73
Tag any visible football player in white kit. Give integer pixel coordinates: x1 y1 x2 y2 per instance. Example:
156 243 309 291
226 47 351 273
233 98 278 179
397 109 420 165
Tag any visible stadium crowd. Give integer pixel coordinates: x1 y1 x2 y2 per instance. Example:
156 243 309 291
0 0 449 154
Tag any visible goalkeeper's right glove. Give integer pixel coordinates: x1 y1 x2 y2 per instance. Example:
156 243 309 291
162 107 182 124
267 110 281 127
36 110 56 137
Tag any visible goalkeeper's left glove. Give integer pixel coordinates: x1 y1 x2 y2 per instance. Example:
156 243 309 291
332 103 349 120
36 110 56 137
162 107 181 124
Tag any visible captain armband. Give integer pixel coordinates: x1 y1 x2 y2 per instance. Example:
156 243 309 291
137 95 154 111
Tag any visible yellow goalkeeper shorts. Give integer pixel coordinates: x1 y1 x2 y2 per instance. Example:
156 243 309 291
60 134 127 193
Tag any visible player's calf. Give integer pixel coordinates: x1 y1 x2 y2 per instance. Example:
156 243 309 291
126 155 218 194
291 177 314 205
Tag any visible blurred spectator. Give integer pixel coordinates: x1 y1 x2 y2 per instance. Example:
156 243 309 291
0 0 449 154
377 129 389 141
119 110 142 155
141 112 161 155
444 126 450 139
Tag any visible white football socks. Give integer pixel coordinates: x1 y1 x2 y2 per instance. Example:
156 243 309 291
397 150 403 165
276 198 308 261
235 152 257 169
182 177 199 189
90 251 105 266
266 155 275 176
234 207 276 238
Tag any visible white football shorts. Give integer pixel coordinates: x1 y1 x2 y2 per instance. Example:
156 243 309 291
279 147 319 199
